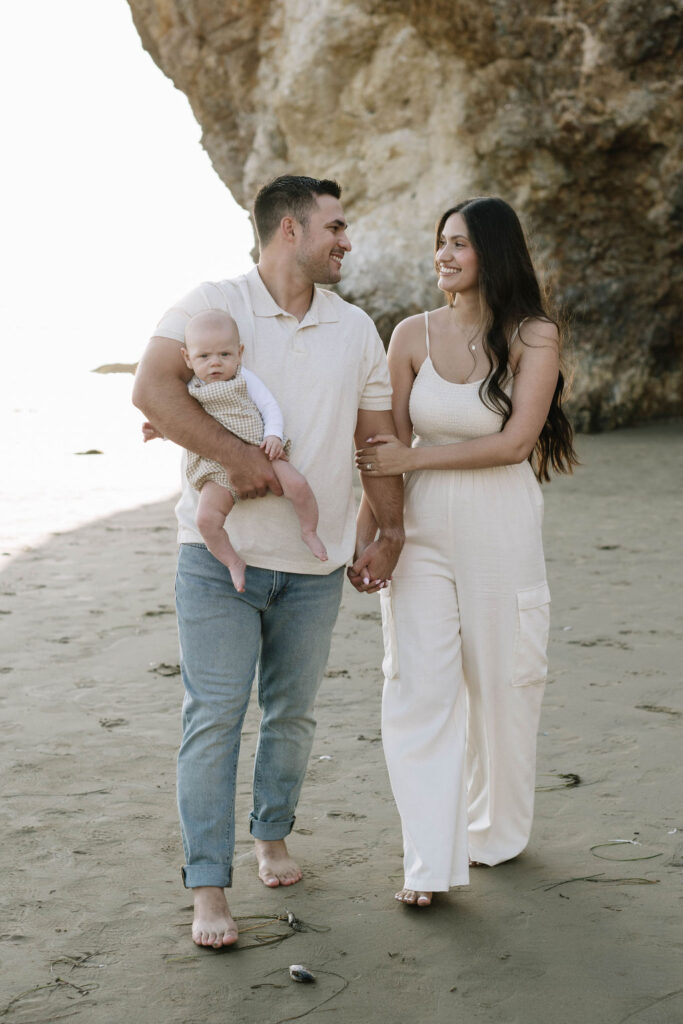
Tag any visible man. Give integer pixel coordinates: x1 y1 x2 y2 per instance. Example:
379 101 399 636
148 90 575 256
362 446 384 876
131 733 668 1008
133 175 404 948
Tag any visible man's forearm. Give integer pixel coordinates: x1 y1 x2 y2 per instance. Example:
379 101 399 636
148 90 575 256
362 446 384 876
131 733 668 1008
354 408 405 548
349 475 404 588
356 493 379 551
133 372 249 466
360 475 405 543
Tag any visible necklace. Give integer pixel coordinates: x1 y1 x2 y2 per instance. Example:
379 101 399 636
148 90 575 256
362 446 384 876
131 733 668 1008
450 313 481 353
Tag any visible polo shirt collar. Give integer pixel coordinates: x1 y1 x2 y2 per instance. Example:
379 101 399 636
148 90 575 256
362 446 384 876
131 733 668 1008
246 266 340 325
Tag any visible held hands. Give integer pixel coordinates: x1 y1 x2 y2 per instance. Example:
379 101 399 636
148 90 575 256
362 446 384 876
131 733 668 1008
260 435 287 461
347 534 403 594
355 435 412 476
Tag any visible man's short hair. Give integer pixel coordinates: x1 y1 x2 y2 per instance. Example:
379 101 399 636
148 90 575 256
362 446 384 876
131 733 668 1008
253 175 342 247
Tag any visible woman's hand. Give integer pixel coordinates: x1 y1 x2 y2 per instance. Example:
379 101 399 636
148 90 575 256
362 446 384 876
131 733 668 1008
355 434 414 476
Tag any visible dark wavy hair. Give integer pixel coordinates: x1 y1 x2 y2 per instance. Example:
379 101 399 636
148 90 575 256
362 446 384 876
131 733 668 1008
436 196 578 481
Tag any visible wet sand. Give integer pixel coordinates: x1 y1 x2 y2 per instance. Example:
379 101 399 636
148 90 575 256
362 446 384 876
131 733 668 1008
1 422 682 1024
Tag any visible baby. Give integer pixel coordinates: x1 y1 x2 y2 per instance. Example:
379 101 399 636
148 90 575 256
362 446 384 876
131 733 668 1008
146 309 327 592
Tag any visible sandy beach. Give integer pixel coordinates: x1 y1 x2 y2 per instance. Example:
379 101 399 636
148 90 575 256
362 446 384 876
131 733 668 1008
1 421 682 1024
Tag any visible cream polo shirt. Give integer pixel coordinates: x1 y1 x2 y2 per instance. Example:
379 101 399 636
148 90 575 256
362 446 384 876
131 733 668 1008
153 266 392 574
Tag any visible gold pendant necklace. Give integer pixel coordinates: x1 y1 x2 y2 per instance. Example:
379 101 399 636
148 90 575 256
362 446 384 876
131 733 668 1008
451 314 480 353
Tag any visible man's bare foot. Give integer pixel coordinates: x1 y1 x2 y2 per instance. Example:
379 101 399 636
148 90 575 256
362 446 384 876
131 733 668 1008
192 887 239 948
254 838 302 887
395 888 432 907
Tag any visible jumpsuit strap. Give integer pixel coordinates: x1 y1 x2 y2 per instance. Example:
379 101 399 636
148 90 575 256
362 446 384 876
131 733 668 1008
424 310 431 357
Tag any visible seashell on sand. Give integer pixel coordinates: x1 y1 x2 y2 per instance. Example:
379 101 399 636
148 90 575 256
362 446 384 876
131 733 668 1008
289 964 316 983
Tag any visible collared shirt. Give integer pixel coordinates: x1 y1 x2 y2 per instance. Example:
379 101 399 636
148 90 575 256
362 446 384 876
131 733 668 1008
153 266 392 573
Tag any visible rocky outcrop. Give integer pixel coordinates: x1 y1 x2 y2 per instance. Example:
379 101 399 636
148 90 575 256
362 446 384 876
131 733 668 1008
127 0 682 429
92 363 137 375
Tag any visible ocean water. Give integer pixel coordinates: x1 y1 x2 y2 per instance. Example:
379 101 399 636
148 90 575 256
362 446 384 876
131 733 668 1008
2 367 182 561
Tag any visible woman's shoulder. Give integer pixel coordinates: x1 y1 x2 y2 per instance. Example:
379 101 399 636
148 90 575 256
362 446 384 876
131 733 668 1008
387 312 426 353
390 307 448 346
393 311 426 334
513 316 559 349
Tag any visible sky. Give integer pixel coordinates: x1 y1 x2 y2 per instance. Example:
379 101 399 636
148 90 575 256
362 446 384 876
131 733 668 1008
0 0 254 380
0 1 256 554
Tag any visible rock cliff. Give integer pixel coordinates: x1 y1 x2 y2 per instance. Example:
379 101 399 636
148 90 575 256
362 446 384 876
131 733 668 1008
127 0 682 429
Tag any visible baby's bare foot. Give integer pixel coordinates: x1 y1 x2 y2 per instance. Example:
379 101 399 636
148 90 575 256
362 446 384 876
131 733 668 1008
395 888 432 907
254 838 302 887
192 887 239 947
227 557 247 593
302 530 328 562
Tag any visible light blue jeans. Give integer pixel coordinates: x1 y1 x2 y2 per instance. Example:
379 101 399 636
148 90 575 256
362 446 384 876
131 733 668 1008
175 543 345 888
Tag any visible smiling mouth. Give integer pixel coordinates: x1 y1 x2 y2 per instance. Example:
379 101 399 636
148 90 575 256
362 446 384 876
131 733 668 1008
438 265 459 275
330 253 343 266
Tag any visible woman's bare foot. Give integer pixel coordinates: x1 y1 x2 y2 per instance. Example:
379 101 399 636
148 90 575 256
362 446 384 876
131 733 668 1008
254 838 302 887
469 859 486 867
192 887 239 947
395 888 432 907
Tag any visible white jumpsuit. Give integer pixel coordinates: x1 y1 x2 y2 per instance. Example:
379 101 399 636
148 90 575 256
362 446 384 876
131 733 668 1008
380 314 550 891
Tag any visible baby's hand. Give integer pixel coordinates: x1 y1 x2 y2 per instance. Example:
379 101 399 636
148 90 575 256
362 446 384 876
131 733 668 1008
261 435 283 461
142 421 164 443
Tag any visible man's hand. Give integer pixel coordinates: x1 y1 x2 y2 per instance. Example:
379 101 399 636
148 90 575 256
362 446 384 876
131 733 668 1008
347 533 403 594
227 444 283 499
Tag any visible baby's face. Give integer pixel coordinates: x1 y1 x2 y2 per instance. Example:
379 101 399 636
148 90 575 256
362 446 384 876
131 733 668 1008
183 324 243 383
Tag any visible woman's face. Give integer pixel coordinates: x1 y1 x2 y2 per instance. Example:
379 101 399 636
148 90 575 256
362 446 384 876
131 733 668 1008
435 212 479 297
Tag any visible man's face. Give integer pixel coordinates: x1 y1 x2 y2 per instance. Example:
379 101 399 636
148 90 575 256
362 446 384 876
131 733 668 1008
294 194 352 285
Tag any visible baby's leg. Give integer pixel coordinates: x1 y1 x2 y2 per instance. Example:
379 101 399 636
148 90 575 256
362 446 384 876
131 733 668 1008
195 482 247 592
272 462 327 562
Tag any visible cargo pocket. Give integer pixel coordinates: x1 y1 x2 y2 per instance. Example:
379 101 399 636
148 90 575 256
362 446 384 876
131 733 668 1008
512 582 550 686
380 586 399 681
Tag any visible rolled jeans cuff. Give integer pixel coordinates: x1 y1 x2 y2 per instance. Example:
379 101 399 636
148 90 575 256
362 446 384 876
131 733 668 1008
249 815 294 840
181 864 233 889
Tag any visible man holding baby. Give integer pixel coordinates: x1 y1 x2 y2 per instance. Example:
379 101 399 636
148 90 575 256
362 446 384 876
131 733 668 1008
133 174 403 947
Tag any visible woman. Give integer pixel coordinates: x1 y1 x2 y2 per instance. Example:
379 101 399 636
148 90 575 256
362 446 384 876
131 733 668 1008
355 197 577 907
